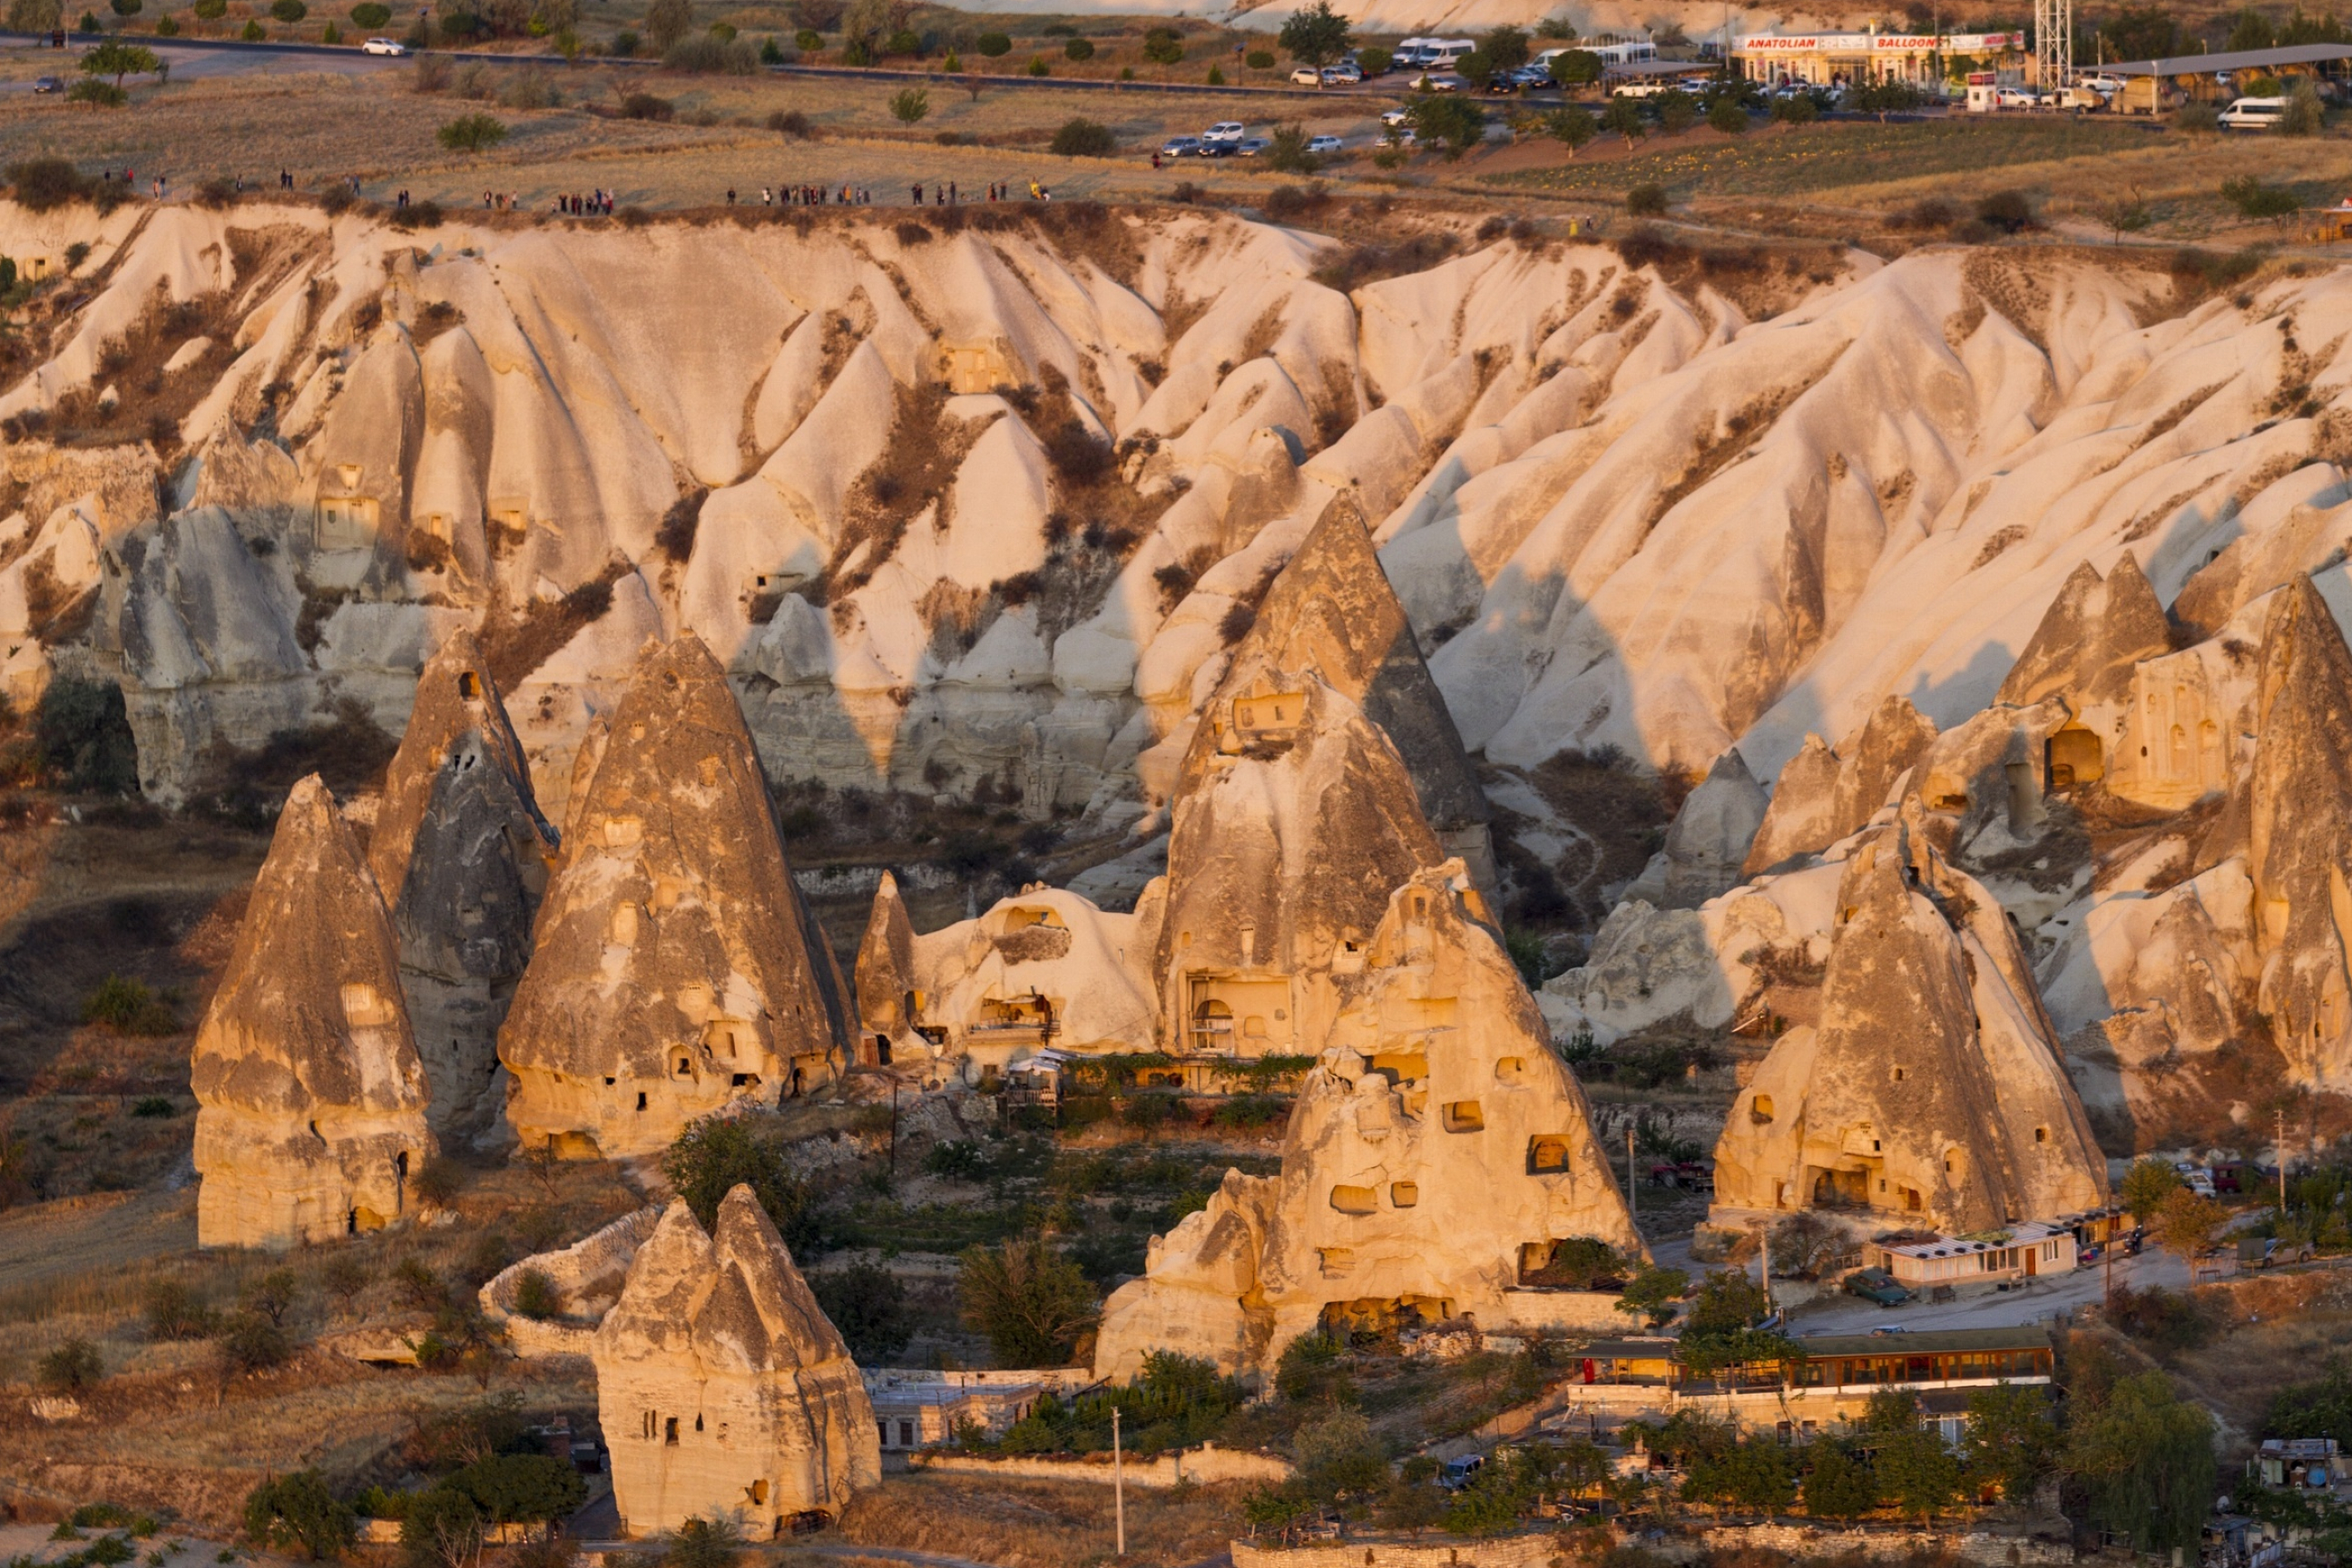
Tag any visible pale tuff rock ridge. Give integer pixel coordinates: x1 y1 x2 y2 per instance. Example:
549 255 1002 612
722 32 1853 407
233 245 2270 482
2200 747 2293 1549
1712 823 2108 1233
593 1185 879 1536
1650 748 1769 909
1742 695 1938 878
499 633 851 1159
192 773 436 1249
1097 863 1643 1379
368 629 558 1142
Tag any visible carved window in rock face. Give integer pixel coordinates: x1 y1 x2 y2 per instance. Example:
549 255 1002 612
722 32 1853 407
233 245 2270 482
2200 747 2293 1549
1317 1247 1355 1278
1495 1056 1525 1084
1527 1135 1571 1173
1391 1181 1419 1207
609 904 640 946
2034 1126 2047 1143
1329 1184 1377 1215
316 494 379 550
603 817 644 850
340 983 397 1028
664 1417 679 1445
1442 1101 1484 1133
1751 1093 1775 1124
459 671 482 701
642 1411 657 1440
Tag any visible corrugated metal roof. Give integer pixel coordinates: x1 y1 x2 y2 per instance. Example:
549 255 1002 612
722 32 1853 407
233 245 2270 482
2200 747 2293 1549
2111 42 2352 75
1796 1325 2054 1356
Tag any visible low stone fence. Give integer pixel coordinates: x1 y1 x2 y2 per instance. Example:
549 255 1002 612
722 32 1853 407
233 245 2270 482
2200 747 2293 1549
1696 1524 2073 1565
1229 1534 1561 1567
478 1205 661 1359
910 1441 1292 1489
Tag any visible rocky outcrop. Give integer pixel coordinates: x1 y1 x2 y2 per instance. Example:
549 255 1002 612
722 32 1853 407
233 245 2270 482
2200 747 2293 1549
2246 576 2352 1088
1180 504 1492 867
192 774 436 1249
594 1185 879 1536
894 885 1158 1071
1995 554 2173 712
1098 863 1641 1379
1712 823 2107 1232
852 869 921 1066
368 630 557 1143
1744 697 1937 877
499 634 851 1159
1657 750 1769 908
1152 671 1446 1063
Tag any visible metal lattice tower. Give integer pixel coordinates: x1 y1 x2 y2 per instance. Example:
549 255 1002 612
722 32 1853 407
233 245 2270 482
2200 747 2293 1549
2033 0 2073 88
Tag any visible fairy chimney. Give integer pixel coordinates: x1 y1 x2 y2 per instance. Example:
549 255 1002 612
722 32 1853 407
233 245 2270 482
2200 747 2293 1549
1744 695 1938 877
1711 821 2108 1231
499 633 852 1158
1099 863 1643 1379
368 630 557 1142
193 774 436 1249
852 869 920 1065
594 1185 880 1536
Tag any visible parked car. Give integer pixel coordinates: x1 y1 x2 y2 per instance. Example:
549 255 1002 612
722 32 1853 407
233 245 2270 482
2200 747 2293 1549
1201 121 1247 142
1441 1455 1485 1492
2078 71 2125 93
1994 85 2047 108
1413 71 1466 92
1845 1268 1915 1308
31 74 64 91
360 35 407 54
1160 135 1202 157
1290 65 1325 85
1234 136 1271 155
1306 132 1344 152
2220 94 2289 130
1379 105 1412 125
1613 80 1671 97
1321 63 1361 83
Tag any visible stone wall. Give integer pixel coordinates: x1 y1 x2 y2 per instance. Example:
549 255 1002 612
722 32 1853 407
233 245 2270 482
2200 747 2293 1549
911 1442 1294 1489
1230 1533 1562 1567
1696 1524 2073 1565
480 1205 662 1359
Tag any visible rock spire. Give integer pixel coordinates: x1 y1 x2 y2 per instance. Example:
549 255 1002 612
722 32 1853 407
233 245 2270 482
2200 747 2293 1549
368 629 558 1142
852 869 919 1065
1743 695 1938 876
499 633 851 1158
193 774 436 1249
594 1184 880 1536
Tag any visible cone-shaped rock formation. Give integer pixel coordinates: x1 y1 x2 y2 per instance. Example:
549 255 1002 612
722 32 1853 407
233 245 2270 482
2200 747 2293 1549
1659 749 1769 908
1743 695 1938 877
500 634 851 1158
193 774 436 1249
2248 576 2352 1087
852 869 919 1066
1099 863 1642 1378
594 1184 879 1536
368 630 558 1142
1996 553 2174 712
1154 671 1446 1063
1712 821 2107 1231
1181 504 1491 867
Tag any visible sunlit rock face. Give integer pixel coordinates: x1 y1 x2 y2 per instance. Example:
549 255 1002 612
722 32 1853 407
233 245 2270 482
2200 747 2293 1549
1098 863 1641 1380
499 633 851 1160
594 1186 879 1537
368 628 557 1144
193 773 436 1249
1712 821 2108 1234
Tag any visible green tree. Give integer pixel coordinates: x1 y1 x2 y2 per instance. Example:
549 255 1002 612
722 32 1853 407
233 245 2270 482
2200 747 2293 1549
145 1279 216 1340
399 1485 482 1568
1626 182 1667 215
663 1518 740 1568
512 1268 561 1321
887 85 927 122
660 1115 816 1250
975 28 1008 54
1141 25 1182 66
1656 88 1697 132
1551 47 1602 83
2102 190 2153 244
808 1260 912 1363
2120 1157 2182 1221
1962 1384 2060 1500
642 0 689 49
1772 91 1818 122
957 1236 1098 1366
1405 93 1487 158
1685 1269 1769 1333
81 38 162 89
2102 4 2179 57
245 1473 358 1562
2225 5 2275 48
1293 1406 1387 1499
2150 1184 2232 1261
37 1338 103 1393
1265 122 1318 173
1479 23 1528 71
1685 1436 1796 1513
1614 1263 1687 1324
1602 95 1645 139
2065 1369 2216 1553
1706 95 1749 133
1544 104 1598 155
7 0 64 29
436 113 509 152
1875 1426 1961 1521
1277 0 1348 65
218 1311 293 1373
245 1268 300 1328
2282 79 2325 134
447 1454 586 1536
1801 1439 1876 1519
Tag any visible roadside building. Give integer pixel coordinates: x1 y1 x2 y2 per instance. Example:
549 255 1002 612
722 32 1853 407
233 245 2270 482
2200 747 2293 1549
1732 29 2024 87
865 1368 1097 1452
2109 42 2352 101
1873 1221 2079 1289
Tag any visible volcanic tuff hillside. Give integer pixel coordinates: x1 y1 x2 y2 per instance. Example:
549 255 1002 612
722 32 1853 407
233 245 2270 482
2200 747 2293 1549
10 200 2352 1132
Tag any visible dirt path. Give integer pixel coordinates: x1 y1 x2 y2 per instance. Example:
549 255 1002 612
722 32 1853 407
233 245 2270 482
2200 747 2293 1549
0 1186 198 1299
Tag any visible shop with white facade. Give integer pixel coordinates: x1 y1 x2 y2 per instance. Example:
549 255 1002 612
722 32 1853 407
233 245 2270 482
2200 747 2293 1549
1732 29 2025 87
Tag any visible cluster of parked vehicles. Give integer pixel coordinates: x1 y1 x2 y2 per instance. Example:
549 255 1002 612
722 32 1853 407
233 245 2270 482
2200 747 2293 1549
1158 123 1345 157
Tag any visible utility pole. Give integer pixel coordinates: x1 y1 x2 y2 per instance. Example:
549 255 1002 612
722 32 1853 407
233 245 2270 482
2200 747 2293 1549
2278 1106 2290 1213
1112 1406 1125 1557
888 1080 899 1178
1757 1220 1773 1314
1626 1123 1638 1228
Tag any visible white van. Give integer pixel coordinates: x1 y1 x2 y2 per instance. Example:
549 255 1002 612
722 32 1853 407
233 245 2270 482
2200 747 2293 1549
2219 94 2288 129
1395 35 1438 66
1424 37 1476 67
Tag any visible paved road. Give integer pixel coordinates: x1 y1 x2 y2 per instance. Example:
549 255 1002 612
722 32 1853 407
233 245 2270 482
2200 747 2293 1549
1787 1244 2192 1336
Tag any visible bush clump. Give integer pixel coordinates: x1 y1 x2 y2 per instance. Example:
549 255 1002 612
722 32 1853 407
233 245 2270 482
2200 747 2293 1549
81 975 180 1035
1049 116 1114 156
